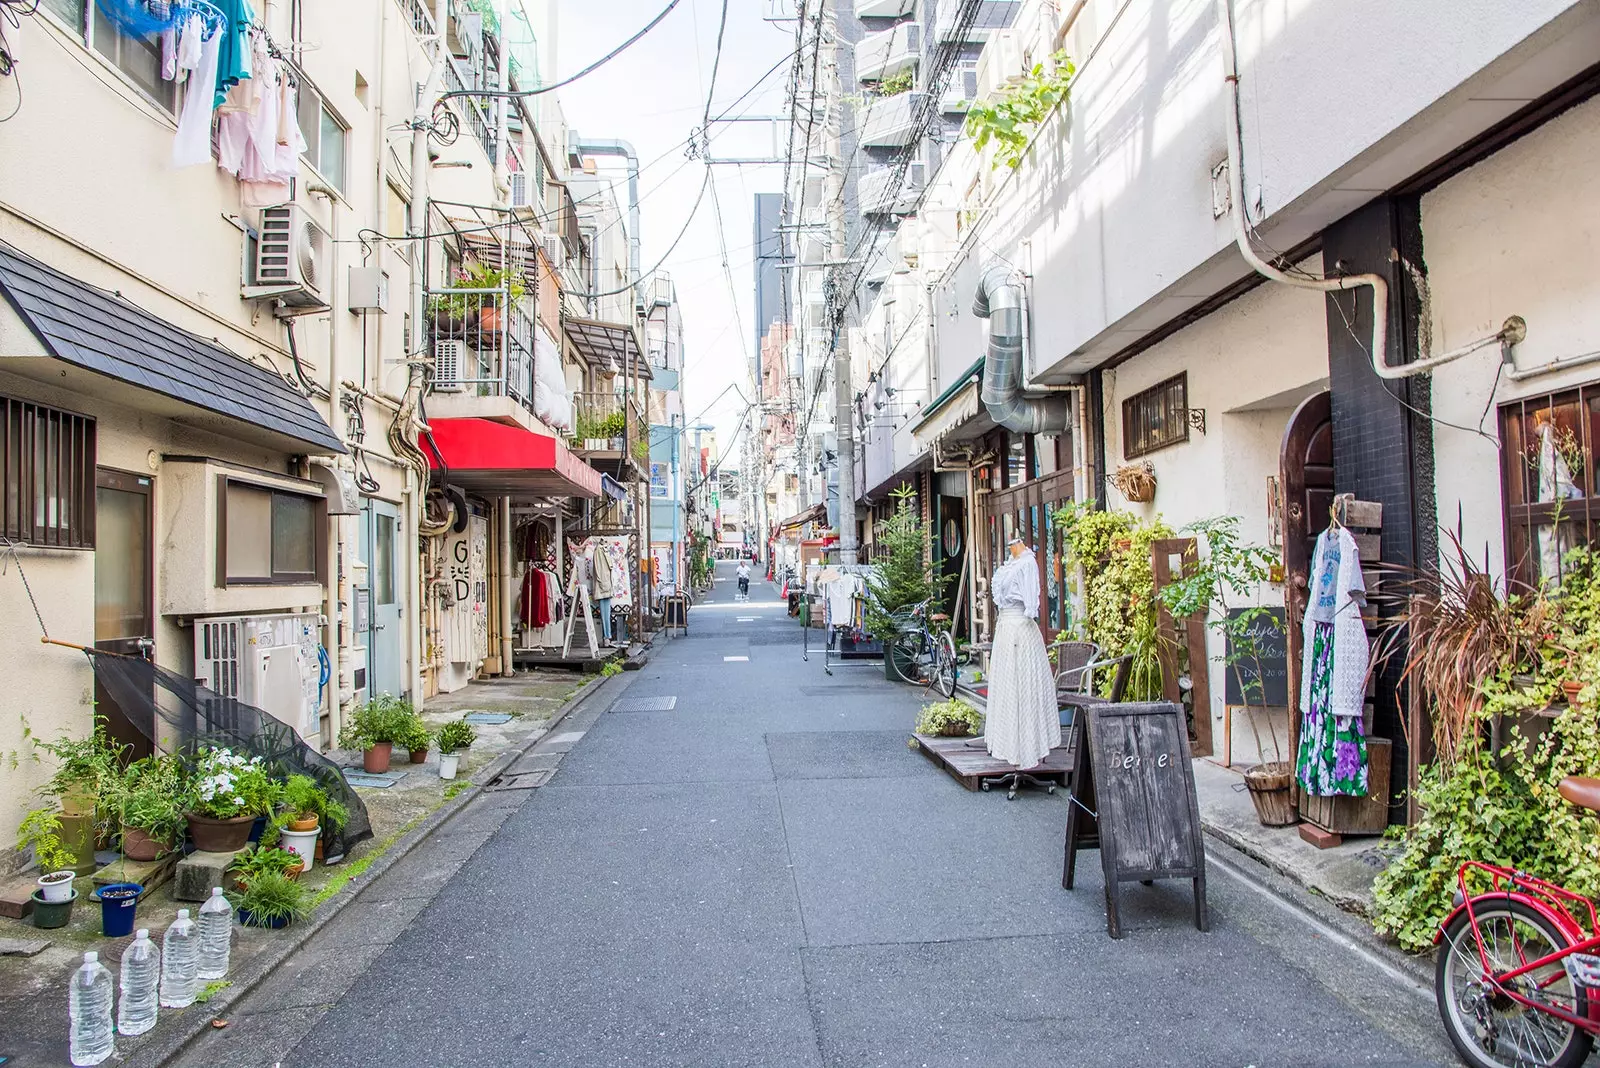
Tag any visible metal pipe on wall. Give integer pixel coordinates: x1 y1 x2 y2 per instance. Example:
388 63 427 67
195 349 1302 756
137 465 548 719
499 495 514 677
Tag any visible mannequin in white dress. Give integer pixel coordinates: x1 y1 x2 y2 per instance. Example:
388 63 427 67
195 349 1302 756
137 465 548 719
985 537 1061 772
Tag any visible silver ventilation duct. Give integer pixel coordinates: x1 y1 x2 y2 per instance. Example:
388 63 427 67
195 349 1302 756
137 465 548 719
973 264 1070 434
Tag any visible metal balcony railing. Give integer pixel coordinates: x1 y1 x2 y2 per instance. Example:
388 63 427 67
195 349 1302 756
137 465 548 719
444 55 497 161
397 0 435 36
572 391 646 467
424 289 536 406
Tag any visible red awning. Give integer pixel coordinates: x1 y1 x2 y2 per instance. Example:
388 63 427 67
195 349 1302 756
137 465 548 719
422 418 603 499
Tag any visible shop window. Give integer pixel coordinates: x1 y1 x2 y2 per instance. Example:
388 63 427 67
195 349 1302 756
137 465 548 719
43 0 177 112
298 83 348 193
1006 435 1027 487
222 481 319 584
1123 373 1189 459
1500 388 1600 587
0 396 96 549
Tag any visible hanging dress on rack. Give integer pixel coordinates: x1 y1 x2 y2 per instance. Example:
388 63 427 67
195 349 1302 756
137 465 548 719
1295 525 1370 796
985 548 1060 769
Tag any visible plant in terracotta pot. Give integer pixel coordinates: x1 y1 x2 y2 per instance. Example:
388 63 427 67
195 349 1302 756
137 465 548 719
17 807 77 902
397 719 433 764
185 747 275 852
270 775 347 872
236 870 309 929
338 695 413 773
33 715 128 842
114 755 188 861
435 720 477 781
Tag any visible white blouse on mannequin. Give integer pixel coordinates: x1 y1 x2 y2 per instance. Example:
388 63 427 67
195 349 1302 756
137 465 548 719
991 550 1040 619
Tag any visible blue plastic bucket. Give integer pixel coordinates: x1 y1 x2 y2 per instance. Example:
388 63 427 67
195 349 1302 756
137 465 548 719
97 883 143 938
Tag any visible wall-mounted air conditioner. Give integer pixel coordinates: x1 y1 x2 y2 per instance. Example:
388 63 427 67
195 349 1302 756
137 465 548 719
539 233 565 269
250 204 331 308
433 339 468 392
194 612 322 742
508 171 532 208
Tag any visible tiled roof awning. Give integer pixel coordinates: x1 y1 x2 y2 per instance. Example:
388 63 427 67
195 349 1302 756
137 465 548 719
423 418 603 499
565 316 649 377
0 241 344 454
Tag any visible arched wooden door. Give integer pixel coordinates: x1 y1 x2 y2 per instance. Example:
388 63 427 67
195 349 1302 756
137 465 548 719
1281 391 1333 793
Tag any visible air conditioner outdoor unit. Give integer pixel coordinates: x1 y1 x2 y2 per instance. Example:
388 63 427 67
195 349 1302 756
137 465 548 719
193 612 322 742
433 339 468 392
508 170 532 208
253 204 331 308
539 233 564 269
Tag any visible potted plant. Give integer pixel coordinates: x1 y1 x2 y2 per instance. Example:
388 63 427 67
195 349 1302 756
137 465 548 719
115 754 188 861
915 698 985 738
18 808 77 902
235 871 309 929
398 719 433 765
339 694 414 773
229 843 305 890
185 747 275 852
435 720 477 781
864 486 946 682
94 882 144 938
271 775 346 870
1110 461 1157 503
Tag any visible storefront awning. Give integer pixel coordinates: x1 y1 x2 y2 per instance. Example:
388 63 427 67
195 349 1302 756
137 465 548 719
422 418 603 499
911 357 993 449
565 316 649 377
0 240 344 454
777 502 828 533
600 473 628 501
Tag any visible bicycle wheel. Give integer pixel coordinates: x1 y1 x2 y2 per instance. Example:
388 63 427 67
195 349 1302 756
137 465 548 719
932 633 957 698
1436 897 1593 1068
889 630 924 683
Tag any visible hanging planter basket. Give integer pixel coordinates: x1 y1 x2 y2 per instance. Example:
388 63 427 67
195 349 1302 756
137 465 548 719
1243 761 1297 827
1110 462 1157 503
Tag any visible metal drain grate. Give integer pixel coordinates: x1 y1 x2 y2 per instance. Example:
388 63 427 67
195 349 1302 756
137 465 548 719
463 712 513 725
609 695 678 713
489 769 554 791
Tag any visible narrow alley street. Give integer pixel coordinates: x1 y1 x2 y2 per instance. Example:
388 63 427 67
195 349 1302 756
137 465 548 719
167 561 1451 1068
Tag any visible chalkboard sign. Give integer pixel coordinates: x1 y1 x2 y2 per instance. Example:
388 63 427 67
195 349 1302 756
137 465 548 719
1062 701 1208 939
1223 607 1288 707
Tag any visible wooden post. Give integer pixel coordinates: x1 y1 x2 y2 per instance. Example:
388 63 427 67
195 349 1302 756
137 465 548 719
1150 537 1213 758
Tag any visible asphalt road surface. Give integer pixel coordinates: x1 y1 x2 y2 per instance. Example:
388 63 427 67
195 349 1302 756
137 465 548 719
171 560 1453 1068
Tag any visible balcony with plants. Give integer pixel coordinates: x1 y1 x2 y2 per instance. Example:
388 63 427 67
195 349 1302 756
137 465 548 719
856 22 921 85
571 389 649 481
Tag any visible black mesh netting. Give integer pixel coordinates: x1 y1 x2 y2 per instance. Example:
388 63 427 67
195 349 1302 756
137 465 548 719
86 650 372 861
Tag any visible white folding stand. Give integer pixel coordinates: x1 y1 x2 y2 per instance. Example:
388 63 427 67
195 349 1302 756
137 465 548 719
560 564 599 659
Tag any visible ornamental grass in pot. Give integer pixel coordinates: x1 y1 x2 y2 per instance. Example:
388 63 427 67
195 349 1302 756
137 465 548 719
235 871 309 930
435 720 477 781
186 748 276 852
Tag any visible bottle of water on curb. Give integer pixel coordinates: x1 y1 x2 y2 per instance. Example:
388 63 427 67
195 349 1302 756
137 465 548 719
159 909 199 1008
197 887 232 980
117 928 160 1037
68 951 115 1066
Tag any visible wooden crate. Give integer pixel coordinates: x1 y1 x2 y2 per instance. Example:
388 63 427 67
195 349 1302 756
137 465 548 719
1300 737 1391 836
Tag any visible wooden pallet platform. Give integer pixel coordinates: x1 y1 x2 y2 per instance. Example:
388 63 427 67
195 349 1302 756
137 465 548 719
912 733 1078 792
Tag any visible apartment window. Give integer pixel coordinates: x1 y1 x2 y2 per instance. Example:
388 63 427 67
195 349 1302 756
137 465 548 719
1122 373 1190 459
43 0 177 112
298 84 348 192
223 481 319 583
1 396 96 549
1500 387 1600 588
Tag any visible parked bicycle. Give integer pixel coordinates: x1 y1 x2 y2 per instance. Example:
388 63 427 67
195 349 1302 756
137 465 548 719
1434 775 1600 1067
888 599 957 698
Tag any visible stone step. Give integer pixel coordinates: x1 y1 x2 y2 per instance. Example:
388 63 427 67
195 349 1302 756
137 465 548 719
173 848 248 902
0 875 38 919
92 854 178 899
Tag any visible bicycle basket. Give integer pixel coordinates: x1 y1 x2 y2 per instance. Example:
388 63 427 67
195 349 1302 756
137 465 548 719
1564 952 1600 990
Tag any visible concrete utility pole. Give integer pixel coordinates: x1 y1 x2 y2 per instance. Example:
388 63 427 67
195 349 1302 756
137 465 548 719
824 0 858 564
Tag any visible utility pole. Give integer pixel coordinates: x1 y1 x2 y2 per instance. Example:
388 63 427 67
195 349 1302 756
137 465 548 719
824 0 858 564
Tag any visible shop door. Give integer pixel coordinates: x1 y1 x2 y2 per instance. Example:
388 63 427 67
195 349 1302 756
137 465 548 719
362 500 406 699
937 494 965 630
1281 391 1334 792
94 469 154 760
980 470 1076 642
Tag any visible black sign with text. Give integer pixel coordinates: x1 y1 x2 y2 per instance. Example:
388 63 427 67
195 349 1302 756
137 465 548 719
1224 607 1289 707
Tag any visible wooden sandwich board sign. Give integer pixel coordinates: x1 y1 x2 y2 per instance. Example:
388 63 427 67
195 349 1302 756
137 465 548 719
1062 701 1209 939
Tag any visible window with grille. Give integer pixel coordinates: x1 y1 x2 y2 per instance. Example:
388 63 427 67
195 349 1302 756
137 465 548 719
1 396 97 549
1122 373 1190 459
1500 386 1600 588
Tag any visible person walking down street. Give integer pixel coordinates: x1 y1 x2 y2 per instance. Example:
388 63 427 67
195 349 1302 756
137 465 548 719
984 535 1060 769
736 560 751 601
591 541 617 648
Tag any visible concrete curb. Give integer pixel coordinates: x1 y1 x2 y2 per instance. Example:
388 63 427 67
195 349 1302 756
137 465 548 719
126 670 633 1068
1199 818 1374 917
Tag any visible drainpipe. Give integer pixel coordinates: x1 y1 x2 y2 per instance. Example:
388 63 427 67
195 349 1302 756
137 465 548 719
972 263 1070 434
568 134 642 308
499 494 514 676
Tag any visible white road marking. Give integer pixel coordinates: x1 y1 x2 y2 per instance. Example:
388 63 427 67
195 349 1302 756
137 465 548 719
737 617 757 622
550 732 585 744
723 655 749 662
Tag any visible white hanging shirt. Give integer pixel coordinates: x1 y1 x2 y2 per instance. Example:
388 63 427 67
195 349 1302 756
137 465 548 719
991 550 1040 620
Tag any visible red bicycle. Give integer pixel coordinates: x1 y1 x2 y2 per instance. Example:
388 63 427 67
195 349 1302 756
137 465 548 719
1435 776 1600 1067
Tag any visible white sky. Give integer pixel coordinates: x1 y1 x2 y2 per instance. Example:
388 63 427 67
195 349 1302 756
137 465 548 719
553 0 798 469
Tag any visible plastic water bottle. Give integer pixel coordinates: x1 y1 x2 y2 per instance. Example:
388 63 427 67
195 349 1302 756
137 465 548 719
68 951 115 1066
196 887 233 980
116 928 160 1037
159 909 199 1008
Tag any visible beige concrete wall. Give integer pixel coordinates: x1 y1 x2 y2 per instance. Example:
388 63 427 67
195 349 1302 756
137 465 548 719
1424 93 1600 580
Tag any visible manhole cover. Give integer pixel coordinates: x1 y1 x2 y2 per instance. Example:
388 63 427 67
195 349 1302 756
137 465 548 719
490 770 554 791
610 696 677 713
463 713 513 725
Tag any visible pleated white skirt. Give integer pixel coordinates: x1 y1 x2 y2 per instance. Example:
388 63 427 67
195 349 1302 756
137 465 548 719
985 609 1061 769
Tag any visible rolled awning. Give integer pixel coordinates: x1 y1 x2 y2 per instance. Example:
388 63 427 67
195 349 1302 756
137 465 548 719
911 357 992 449
422 418 603 499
